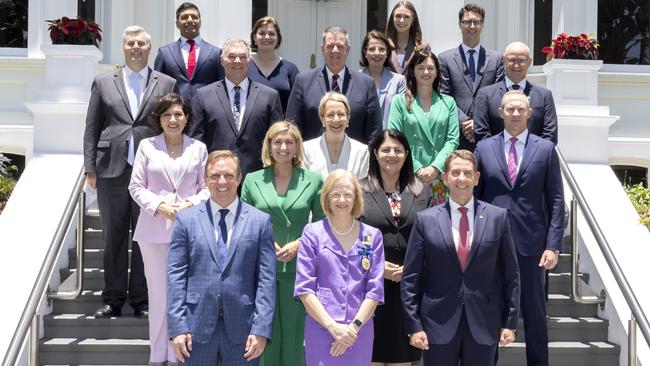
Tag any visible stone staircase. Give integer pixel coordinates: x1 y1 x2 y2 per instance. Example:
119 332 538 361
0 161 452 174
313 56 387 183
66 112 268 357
40 212 621 365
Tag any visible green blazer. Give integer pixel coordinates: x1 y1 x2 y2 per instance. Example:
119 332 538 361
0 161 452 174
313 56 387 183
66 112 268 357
387 92 460 174
241 166 325 273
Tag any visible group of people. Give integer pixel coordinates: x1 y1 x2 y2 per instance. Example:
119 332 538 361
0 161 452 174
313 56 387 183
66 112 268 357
82 1 564 366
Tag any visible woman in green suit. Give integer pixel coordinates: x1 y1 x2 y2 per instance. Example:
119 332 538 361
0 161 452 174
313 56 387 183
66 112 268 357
387 46 459 205
241 120 325 366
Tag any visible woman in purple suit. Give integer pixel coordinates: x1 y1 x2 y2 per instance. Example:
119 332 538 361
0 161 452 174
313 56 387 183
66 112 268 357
294 169 385 365
129 93 209 365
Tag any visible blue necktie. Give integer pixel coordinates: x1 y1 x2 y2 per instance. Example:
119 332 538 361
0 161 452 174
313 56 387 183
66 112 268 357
467 49 476 82
217 209 229 265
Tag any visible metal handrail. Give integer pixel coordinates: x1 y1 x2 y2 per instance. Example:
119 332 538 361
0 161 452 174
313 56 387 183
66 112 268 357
2 167 86 366
556 147 650 362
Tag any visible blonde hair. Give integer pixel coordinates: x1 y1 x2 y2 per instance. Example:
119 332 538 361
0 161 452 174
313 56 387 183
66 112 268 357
261 121 305 167
318 92 351 119
205 150 241 177
500 90 530 108
320 169 365 219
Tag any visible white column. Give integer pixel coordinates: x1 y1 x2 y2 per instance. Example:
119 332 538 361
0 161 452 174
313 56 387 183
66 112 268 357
97 0 135 65
552 0 598 38
27 0 78 58
494 0 532 53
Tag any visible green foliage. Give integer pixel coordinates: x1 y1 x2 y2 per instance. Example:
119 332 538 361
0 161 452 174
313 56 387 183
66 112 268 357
0 175 16 202
625 183 650 229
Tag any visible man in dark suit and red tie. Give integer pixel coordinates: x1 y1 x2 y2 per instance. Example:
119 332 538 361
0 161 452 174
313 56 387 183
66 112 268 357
154 2 225 102
475 90 565 366
401 150 520 366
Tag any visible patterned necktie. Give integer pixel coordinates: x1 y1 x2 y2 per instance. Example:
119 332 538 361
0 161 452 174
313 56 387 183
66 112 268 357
507 136 519 185
467 49 476 82
457 206 470 270
232 85 241 129
217 209 229 265
187 39 196 79
331 74 340 93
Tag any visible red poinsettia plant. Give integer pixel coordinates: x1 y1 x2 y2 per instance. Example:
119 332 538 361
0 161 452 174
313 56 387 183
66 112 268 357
46 16 102 47
542 33 599 61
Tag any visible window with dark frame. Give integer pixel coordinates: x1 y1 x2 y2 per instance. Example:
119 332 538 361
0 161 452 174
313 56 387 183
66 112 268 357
533 0 553 65
612 165 648 187
78 0 96 22
598 0 650 65
0 0 28 48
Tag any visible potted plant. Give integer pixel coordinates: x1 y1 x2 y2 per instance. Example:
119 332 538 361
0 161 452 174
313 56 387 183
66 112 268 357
542 33 599 61
46 16 102 47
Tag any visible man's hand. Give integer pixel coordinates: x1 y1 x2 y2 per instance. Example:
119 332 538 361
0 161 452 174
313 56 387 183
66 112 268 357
500 328 516 345
244 334 267 361
409 331 429 350
172 333 192 363
85 172 97 190
417 166 439 184
156 202 177 220
462 119 475 143
538 249 559 270
277 240 299 262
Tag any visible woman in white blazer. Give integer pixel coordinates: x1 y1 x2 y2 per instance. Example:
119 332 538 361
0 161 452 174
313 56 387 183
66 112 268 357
303 92 369 181
129 93 208 366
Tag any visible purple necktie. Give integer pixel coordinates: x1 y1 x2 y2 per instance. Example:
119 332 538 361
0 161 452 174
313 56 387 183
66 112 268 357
507 136 518 185
331 74 340 93
458 206 470 270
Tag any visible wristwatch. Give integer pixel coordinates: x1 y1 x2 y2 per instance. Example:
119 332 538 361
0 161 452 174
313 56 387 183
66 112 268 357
353 319 363 329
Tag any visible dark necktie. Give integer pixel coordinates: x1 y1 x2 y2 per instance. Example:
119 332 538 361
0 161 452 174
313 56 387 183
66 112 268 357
511 84 520 90
331 74 340 93
467 49 476 82
217 208 229 265
232 85 241 129
457 207 470 270
187 39 196 79
507 137 519 185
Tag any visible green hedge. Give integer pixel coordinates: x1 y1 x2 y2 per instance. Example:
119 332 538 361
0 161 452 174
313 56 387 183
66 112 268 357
625 183 650 229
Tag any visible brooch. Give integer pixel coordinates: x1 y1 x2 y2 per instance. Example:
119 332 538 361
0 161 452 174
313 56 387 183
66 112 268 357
357 236 373 271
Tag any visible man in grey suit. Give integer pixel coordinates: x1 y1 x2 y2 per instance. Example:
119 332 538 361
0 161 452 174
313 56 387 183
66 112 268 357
168 150 275 365
439 3 504 151
190 38 282 179
286 26 382 144
473 41 558 145
154 2 225 102
83 25 178 318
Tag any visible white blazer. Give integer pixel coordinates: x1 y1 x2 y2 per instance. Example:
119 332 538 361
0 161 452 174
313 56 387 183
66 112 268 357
303 134 369 181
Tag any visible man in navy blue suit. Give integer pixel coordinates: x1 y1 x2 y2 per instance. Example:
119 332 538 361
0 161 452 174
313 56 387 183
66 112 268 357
167 150 275 365
285 26 382 144
154 2 225 102
473 41 558 145
475 90 565 366
401 150 520 366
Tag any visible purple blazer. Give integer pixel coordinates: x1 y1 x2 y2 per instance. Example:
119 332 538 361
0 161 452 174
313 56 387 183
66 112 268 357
129 134 209 243
294 219 385 323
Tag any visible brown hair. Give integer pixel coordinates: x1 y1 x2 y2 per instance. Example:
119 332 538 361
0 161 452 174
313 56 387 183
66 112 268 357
444 150 477 172
403 45 441 111
205 150 241 177
458 3 485 21
359 30 396 71
320 169 365 218
149 93 193 133
261 121 304 167
385 1 422 49
250 16 283 50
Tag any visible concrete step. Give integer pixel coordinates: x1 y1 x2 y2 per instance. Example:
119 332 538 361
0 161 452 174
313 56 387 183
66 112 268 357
59 268 107 291
515 316 608 343
553 253 572 273
43 314 148 339
84 230 105 250
68 248 131 269
52 291 142 315
39 338 148 365
84 211 102 231
546 294 598 317
497 341 620 366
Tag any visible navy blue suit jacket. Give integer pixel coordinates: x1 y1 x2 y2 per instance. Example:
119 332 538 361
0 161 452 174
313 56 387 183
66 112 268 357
473 81 558 145
167 200 276 343
285 66 382 144
474 133 565 257
401 200 520 346
154 39 225 101
439 45 504 150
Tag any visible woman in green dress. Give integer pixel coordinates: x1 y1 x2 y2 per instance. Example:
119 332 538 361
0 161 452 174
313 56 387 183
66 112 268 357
387 46 459 205
241 120 325 366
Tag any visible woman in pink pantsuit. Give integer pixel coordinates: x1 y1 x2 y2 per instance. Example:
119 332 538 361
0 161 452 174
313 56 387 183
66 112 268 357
294 170 385 366
129 93 209 366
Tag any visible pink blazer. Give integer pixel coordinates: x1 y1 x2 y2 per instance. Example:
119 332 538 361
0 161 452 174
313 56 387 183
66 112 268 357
129 134 209 243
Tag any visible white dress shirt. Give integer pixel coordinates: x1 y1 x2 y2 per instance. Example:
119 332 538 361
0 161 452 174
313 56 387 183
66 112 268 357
449 197 475 251
505 76 528 92
224 78 249 129
503 129 528 174
123 65 149 165
461 43 480 75
179 35 202 68
209 198 239 250
325 66 346 91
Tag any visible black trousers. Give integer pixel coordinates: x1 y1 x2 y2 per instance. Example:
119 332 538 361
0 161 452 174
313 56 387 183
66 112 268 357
96 167 147 310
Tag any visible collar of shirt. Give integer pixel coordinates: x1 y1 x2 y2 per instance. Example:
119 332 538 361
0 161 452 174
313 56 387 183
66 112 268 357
180 35 202 47
123 65 149 82
225 77 249 99
505 76 527 91
503 129 528 145
461 43 480 56
325 66 346 86
449 197 475 249
209 198 239 223
449 197 474 217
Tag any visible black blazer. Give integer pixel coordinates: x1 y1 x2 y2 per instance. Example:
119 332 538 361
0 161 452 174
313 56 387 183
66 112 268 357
359 187 433 264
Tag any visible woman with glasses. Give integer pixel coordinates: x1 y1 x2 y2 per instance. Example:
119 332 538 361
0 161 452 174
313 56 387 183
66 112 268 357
240 121 324 366
303 92 369 180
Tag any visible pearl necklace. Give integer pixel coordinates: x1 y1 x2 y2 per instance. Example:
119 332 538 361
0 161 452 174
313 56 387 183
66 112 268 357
330 219 356 236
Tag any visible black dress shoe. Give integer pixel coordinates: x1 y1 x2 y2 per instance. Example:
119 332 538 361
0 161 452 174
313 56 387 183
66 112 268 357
94 304 121 318
134 308 149 319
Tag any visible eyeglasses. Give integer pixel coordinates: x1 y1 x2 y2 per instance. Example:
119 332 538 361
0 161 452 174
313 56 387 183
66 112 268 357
504 56 530 65
208 173 237 182
460 19 483 26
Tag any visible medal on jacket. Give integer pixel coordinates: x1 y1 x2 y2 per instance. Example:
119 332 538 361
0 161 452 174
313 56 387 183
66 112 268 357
358 236 373 271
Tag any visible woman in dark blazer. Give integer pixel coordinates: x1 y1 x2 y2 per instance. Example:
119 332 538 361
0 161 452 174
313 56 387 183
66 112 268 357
359 129 433 365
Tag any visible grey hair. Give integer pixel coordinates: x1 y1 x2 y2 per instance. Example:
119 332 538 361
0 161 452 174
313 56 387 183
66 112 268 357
222 38 251 60
322 26 350 47
501 90 530 108
122 25 151 45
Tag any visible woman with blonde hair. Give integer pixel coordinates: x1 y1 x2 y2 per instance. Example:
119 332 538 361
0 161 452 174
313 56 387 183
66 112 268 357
240 120 324 366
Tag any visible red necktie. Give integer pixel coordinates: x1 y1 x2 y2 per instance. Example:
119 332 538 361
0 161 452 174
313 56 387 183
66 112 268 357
458 206 470 270
507 136 518 185
187 39 196 79
331 74 340 93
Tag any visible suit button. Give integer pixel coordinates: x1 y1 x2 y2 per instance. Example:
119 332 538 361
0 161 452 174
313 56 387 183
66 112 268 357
340 304 345 309
286 222 291 228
